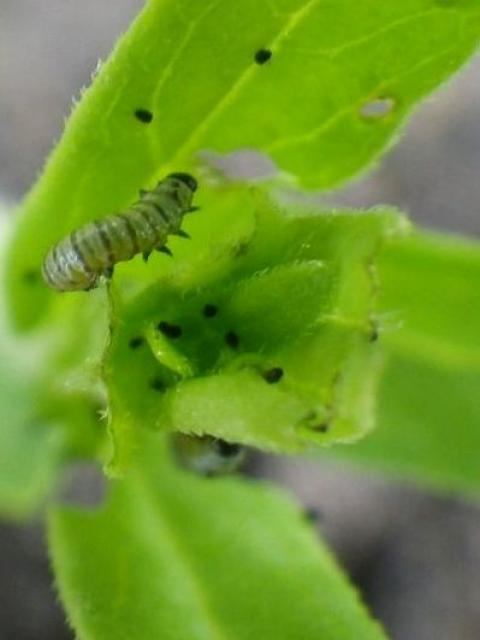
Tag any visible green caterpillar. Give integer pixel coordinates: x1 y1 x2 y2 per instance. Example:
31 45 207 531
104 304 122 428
42 172 198 291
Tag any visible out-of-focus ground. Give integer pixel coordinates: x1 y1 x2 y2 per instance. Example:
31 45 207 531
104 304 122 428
1 2 480 639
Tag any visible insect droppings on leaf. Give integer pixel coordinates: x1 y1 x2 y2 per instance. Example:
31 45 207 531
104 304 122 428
149 377 166 392
203 303 218 318
225 331 239 349
128 336 144 350
312 423 330 434
254 48 272 65
158 321 182 339
134 108 153 123
263 367 284 384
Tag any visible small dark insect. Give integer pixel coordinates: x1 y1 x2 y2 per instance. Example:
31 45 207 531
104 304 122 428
254 48 272 64
42 173 198 292
171 433 246 476
134 108 153 123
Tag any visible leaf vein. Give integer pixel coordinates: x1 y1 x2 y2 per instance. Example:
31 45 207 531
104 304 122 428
167 0 322 165
135 473 228 640
266 42 462 155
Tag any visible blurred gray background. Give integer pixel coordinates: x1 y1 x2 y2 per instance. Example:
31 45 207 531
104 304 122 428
1 2 480 639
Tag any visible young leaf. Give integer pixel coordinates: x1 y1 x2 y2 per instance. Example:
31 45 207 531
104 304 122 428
49 433 388 640
7 0 480 329
104 186 406 471
326 232 480 495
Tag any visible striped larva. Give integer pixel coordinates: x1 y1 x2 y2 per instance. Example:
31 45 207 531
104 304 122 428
42 172 198 292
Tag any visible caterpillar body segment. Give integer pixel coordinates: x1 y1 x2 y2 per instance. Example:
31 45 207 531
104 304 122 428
42 173 197 292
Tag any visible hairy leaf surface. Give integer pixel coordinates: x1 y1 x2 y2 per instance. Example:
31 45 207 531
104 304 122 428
104 186 405 471
7 0 480 329
50 434 388 640
328 232 480 495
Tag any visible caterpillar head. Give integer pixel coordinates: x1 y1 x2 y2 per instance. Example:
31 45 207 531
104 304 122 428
167 172 198 192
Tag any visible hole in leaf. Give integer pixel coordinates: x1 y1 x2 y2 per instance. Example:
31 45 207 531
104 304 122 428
134 108 153 123
254 48 272 65
199 149 278 181
359 97 395 120
60 462 106 507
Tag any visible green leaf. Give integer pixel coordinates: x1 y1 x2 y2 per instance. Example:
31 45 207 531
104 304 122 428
0 210 64 517
0 300 108 519
0 312 63 518
7 0 480 329
104 186 405 471
327 232 480 495
49 433 388 640
0 212 108 518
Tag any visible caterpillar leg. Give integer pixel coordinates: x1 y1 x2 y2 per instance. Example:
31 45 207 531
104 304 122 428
174 230 190 239
157 245 173 257
139 189 148 198
143 251 151 262
85 276 100 291
187 206 200 213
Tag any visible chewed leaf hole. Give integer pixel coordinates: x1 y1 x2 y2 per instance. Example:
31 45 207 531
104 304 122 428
360 97 395 120
199 149 278 181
